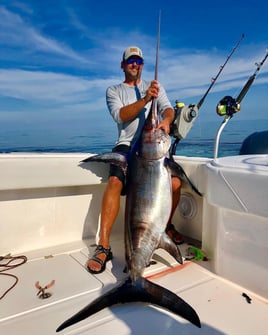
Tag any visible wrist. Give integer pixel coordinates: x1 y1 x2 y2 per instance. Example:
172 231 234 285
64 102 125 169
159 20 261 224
142 96 150 104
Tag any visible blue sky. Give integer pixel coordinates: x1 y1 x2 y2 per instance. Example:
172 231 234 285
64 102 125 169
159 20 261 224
0 0 267 136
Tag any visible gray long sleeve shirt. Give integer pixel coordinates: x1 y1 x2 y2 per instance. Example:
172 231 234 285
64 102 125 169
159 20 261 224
106 80 172 147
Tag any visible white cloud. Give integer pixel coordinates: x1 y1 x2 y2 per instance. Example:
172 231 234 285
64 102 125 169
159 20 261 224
0 5 267 123
0 69 109 108
0 6 90 64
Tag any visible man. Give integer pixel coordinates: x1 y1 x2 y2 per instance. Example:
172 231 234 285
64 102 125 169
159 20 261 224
87 46 183 274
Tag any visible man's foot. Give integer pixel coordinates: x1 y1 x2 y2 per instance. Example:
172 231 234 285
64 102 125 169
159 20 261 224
166 223 184 245
86 245 113 274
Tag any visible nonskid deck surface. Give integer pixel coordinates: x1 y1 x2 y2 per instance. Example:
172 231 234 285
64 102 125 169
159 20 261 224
0 239 267 335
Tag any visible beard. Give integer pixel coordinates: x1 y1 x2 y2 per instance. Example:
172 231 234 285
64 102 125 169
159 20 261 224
125 67 141 81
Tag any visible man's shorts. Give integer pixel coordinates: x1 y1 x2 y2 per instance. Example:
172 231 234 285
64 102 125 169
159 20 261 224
109 144 131 195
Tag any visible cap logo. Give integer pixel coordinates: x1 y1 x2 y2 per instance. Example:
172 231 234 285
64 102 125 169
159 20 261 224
129 47 139 53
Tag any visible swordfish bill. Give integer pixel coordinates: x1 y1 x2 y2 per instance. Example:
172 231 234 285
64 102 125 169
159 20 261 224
56 102 201 332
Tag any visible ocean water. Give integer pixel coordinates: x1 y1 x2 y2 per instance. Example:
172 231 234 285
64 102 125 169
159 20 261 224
0 118 267 158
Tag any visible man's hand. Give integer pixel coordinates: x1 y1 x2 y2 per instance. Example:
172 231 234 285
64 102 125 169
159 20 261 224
157 119 171 134
157 107 175 134
144 80 159 103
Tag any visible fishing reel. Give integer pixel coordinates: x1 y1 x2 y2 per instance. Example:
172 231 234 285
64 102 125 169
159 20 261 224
170 101 199 140
216 96 240 118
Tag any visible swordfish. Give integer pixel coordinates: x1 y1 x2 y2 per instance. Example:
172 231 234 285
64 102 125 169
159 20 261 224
56 99 201 332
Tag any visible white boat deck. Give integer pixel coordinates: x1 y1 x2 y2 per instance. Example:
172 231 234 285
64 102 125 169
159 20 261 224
1 153 268 334
1 238 267 335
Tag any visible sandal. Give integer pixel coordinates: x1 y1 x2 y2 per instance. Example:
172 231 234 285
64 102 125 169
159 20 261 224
166 223 184 245
86 245 113 274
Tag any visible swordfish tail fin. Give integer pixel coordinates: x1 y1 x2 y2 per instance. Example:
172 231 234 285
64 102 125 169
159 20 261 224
140 277 201 328
56 277 201 332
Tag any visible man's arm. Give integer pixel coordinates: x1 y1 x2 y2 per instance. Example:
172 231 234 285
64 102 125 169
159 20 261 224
119 80 159 122
158 107 175 134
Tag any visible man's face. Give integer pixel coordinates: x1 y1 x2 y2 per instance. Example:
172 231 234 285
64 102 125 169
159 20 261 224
122 56 144 81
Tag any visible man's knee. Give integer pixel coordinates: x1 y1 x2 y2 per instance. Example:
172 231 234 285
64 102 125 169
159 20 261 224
172 176 181 192
107 175 124 191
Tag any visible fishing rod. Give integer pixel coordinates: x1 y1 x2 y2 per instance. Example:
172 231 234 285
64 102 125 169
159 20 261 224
216 48 268 118
197 33 245 109
214 48 268 158
170 34 244 155
236 49 268 104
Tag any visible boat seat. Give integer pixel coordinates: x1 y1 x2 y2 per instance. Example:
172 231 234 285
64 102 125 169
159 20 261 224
239 130 268 155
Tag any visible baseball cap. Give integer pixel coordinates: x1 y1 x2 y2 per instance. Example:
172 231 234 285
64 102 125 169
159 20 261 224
122 46 143 61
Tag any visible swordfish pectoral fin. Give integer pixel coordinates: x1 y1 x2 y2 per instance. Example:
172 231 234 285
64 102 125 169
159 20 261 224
80 152 128 172
158 233 183 264
167 159 202 197
56 277 201 332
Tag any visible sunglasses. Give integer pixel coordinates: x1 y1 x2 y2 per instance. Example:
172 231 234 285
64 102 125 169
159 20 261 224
126 58 144 65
